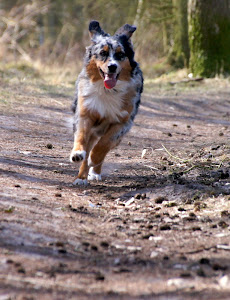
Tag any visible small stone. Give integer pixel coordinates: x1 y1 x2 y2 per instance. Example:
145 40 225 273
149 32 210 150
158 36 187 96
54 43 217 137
6 259 14 264
191 226 201 231
46 143 53 149
160 224 171 231
95 272 105 281
165 202 177 208
219 275 230 288
147 224 153 229
199 258 210 265
189 212 196 217
14 184 21 188
212 263 227 271
178 207 186 211
155 213 161 218
211 145 220 150
58 249 67 254
134 193 141 199
221 210 230 218
55 193 62 197
141 193 146 199
56 241 64 247
150 251 159 258
180 272 192 278
218 220 229 228
100 241 109 248
142 234 153 239
91 245 98 251
210 224 217 228
155 196 166 204
17 267 26 274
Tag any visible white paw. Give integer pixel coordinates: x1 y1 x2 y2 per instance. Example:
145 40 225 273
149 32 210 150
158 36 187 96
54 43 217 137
88 167 102 181
70 150 86 163
73 178 88 185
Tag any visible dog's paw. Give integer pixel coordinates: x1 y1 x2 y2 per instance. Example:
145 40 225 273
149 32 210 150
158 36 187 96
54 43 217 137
88 167 102 181
70 150 86 163
73 178 88 185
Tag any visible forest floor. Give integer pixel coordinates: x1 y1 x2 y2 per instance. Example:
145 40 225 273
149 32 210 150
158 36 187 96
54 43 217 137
0 65 230 300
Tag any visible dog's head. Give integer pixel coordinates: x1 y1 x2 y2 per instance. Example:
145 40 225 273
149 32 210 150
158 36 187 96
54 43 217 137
85 21 137 89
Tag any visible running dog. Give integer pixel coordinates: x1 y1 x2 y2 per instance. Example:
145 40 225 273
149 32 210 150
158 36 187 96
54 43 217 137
70 20 143 185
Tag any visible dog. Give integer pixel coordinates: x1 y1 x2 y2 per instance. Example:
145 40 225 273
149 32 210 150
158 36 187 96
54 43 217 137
70 20 143 185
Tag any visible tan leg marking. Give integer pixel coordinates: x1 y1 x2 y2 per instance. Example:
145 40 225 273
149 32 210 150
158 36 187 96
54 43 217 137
89 124 123 177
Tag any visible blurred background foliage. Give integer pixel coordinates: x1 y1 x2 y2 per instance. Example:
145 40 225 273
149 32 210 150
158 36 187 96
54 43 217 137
0 0 230 78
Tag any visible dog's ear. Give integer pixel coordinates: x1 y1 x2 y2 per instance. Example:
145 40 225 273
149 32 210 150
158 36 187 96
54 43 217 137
89 20 108 41
115 24 136 39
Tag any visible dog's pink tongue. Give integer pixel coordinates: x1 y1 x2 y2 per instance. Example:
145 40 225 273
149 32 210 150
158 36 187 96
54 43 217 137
104 74 117 89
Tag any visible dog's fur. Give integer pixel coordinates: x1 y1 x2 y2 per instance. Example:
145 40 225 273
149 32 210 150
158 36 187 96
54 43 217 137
70 20 143 185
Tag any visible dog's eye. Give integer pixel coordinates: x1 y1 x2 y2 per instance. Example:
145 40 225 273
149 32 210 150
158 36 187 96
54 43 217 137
100 50 108 57
114 52 125 60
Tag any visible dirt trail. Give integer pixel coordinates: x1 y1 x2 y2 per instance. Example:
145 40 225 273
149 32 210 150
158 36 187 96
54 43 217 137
0 74 230 299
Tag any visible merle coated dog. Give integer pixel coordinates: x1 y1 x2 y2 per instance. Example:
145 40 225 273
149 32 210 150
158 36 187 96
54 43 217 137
70 20 143 185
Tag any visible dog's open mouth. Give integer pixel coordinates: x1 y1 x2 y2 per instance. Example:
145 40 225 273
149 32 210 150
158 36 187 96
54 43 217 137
99 69 119 89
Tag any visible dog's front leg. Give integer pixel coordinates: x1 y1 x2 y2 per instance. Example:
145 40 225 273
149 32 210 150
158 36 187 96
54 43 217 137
70 117 96 184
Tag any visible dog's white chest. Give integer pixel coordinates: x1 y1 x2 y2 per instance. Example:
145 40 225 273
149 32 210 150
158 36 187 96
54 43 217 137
80 80 130 122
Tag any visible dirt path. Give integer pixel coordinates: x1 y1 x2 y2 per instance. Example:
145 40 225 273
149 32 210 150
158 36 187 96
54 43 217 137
0 71 230 299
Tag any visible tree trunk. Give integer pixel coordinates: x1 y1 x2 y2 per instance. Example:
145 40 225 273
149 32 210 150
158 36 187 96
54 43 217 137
188 0 230 77
168 0 189 68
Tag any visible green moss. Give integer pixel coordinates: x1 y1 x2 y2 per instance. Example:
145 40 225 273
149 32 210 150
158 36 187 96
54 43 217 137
189 0 230 77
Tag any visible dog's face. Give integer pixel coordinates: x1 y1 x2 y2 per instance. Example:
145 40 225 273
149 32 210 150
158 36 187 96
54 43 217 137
85 21 137 89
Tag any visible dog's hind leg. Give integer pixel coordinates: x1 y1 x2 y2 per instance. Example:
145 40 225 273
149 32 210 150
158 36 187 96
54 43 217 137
88 123 124 181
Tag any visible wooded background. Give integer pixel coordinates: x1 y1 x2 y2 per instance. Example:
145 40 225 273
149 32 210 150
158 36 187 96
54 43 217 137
0 0 230 78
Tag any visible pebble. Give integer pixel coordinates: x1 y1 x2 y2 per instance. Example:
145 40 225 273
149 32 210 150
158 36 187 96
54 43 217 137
167 278 193 288
221 210 230 218
100 241 109 248
46 143 53 149
219 275 230 288
91 245 98 251
95 272 105 281
218 220 229 228
164 202 177 208
212 263 227 271
178 207 186 211
55 193 62 197
160 224 171 231
199 258 210 265
154 196 167 204
180 272 192 278
134 193 141 199
125 197 135 207
150 251 159 258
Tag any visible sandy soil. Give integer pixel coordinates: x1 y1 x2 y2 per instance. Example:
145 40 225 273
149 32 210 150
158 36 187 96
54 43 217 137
0 70 230 299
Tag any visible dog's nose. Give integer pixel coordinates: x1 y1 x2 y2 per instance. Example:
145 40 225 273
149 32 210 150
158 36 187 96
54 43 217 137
108 64 117 73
